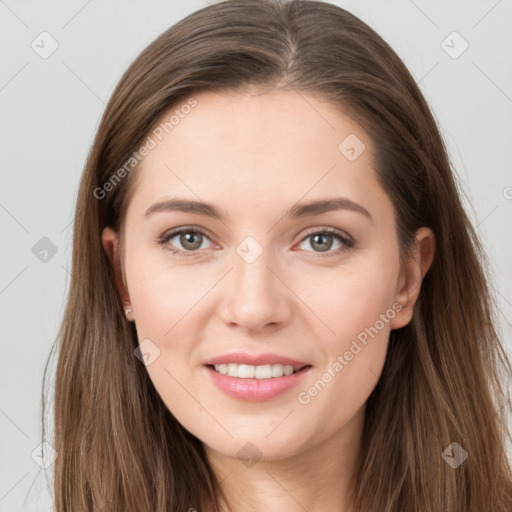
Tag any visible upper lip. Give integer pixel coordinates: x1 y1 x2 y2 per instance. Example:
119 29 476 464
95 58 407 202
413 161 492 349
203 352 311 370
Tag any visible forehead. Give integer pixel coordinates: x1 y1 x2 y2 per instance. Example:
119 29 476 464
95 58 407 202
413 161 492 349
126 89 388 219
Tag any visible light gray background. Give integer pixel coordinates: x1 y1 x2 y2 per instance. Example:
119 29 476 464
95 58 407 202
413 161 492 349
1 1 511 510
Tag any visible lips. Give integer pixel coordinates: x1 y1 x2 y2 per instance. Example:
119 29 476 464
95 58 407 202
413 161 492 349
203 352 310 370
202 352 313 401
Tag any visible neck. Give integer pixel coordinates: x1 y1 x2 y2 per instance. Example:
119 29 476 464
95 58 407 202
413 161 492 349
204 405 365 512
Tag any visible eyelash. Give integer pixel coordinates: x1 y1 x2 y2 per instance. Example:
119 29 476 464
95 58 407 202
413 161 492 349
156 226 355 259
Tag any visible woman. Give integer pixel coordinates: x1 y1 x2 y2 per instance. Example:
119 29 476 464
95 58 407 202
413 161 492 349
43 0 512 510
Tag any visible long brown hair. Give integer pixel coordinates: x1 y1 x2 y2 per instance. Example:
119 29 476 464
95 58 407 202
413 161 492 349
43 0 512 510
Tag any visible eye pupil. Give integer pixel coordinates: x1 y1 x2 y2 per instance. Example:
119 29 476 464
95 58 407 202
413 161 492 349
181 232 202 250
163 229 347 257
311 233 332 252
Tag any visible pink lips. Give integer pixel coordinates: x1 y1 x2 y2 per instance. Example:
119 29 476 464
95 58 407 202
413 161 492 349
203 352 310 369
203 352 312 402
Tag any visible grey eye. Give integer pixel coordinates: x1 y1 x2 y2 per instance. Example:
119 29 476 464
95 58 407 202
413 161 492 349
298 232 344 253
171 231 207 251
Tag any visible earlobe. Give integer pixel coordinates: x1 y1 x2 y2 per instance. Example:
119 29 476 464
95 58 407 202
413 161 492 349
390 227 435 330
101 227 132 317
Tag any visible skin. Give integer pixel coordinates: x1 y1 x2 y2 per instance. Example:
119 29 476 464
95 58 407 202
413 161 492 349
102 89 435 512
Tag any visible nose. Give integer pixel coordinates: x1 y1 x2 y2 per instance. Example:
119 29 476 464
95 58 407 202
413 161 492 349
218 246 292 332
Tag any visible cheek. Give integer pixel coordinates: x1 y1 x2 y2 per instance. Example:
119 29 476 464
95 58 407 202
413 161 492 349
292 260 396 389
121 243 400 458
293 263 399 435
126 241 401 367
299 255 400 344
124 246 213 340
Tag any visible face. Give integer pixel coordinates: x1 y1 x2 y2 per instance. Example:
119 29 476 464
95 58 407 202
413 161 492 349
103 89 427 464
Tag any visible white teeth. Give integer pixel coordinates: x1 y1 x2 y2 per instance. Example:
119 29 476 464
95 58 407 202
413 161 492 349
213 363 298 379
271 364 284 377
238 364 255 378
255 364 271 379
227 363 238 377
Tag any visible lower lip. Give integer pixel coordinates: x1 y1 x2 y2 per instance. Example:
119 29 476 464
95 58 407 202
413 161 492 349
204 365 312 402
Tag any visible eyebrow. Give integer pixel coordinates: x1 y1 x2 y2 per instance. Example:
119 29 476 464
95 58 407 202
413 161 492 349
144 197 372 222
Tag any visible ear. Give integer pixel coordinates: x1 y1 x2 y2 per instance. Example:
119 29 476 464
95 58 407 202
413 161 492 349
390 227 435 329
101 227 132 317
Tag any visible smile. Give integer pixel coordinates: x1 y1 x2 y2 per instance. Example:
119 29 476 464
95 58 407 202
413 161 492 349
212 363 303 379
204 364 312 402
